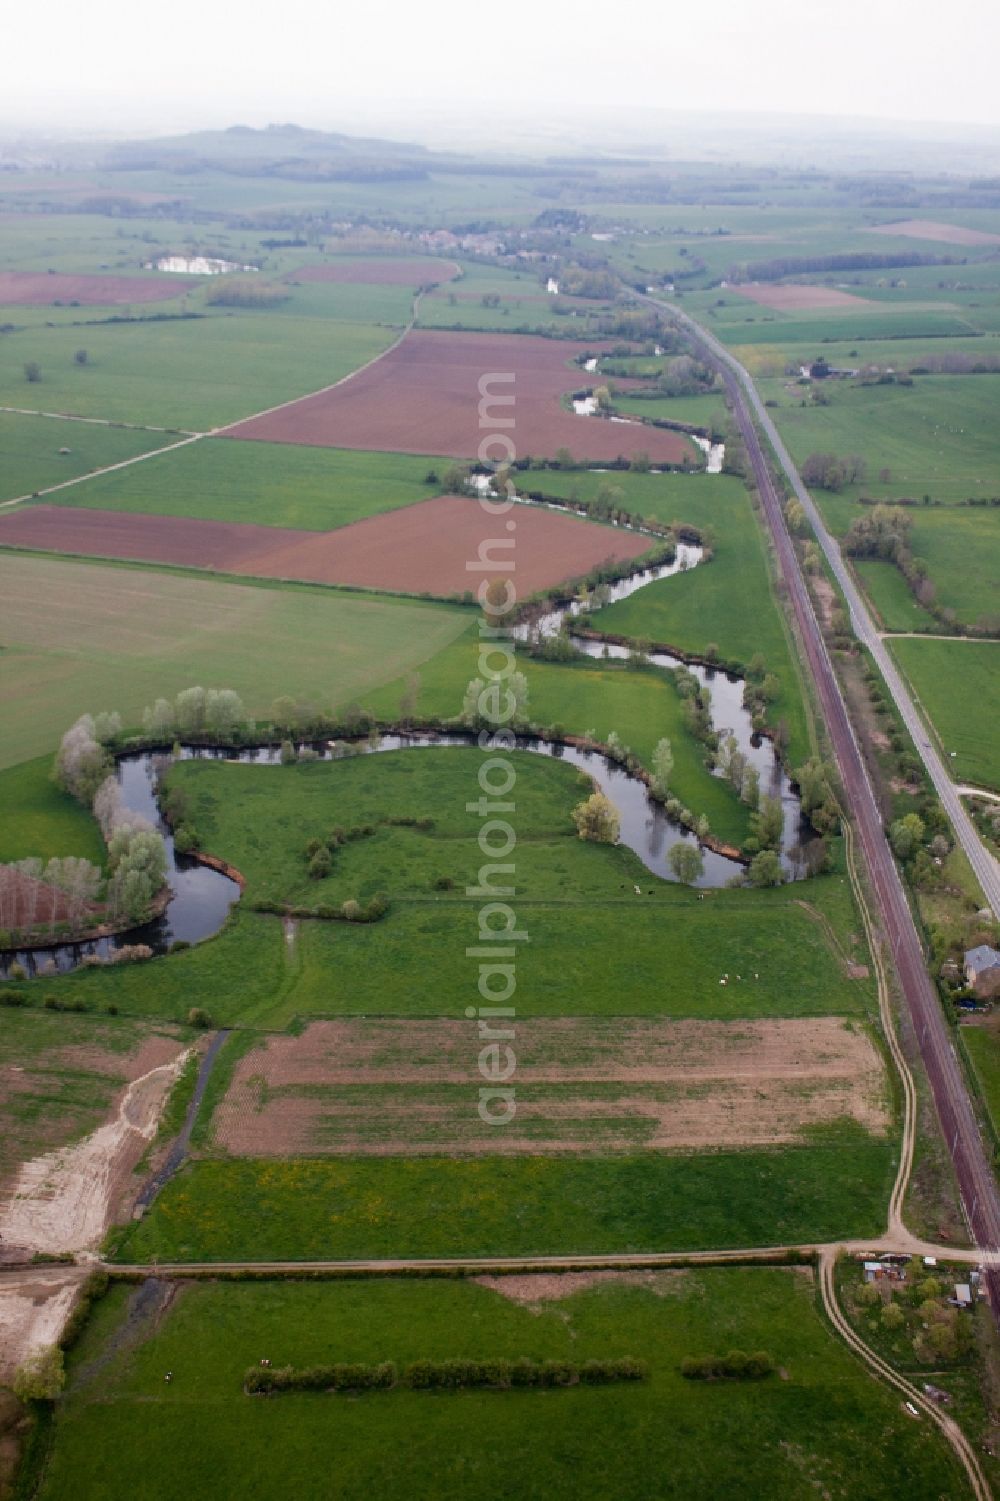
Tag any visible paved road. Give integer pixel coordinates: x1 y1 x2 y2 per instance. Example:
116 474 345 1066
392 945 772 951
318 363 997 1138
649 299 1000 1300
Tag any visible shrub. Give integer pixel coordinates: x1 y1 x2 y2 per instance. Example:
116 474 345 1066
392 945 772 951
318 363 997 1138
341 899 363 921
0 987 30 1007
680 1350 773 1381
307 848 332 881
59 1271 109 1352
13 1345 64 1401
187 1007 213 1029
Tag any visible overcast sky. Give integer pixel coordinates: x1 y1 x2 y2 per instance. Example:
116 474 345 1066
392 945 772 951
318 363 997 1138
7 0 1000 138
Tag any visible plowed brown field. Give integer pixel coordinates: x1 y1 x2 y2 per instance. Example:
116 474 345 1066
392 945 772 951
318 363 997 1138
0 272 194 305
210 1016 889 1157
732 283 874 310
292 258 459 285
0 495 650 596
221 329 697 464
868 218 1000 247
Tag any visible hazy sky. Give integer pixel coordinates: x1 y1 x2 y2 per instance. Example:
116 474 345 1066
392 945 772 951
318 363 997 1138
8 0 1000 137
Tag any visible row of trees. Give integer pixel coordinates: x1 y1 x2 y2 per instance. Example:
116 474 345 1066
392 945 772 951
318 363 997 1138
142 687 251 741
53 711 169 927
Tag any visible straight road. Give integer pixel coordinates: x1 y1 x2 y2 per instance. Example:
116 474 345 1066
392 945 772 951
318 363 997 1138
651 298 1000 1296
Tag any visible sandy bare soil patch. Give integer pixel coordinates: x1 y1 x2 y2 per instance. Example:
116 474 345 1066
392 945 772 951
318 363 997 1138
475 1269 691 1306
221 329 696 464
732 283 874 311
0 1268 85 1384
211 1017 889 1157
0 1040 189 1255
0 271 193 306
0 1032 183 1184
0 495 649 598
292 258 459 286
868 219 1000 247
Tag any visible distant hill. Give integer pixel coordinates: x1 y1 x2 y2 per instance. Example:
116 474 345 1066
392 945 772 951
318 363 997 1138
102 122 437 183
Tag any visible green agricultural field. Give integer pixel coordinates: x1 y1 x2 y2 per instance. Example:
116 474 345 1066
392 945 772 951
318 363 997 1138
852 561 938 634
0 553 471 771
890 637 1000 788
901 507 1000 628
11 750 874 1031
0 411 178 503
114 1125 892 1262
361 631 750 843
544 474 812 764
165 747 739 908
962 1021 1000 1147
707 308 980 348
731 334 1000 380
0 312 396 429
41 437 452 530
758 374 1000 504
609 391 728 430
0 756 104 865
42 1272 963 1501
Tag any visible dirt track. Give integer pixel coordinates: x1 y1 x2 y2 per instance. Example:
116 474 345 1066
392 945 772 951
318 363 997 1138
221 329 696 463
0 272 193 306
0 495 650 597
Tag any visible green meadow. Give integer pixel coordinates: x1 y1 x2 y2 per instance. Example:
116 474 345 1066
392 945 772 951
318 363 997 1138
43 437 452 530
758 374 1000 504
114 1130 892 1262
0 312 396 428
0 553 471 770
0 411 177 503
890 637 1000 789
40 1272 964 1501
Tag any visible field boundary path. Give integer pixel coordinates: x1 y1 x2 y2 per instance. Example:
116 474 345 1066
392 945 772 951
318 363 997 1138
652 293 1000 1299
211 289 425 437
0 432 203 511
1 289 426 514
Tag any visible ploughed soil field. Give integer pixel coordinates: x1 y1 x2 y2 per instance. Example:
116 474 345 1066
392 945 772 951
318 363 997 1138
0 494 650 596
0 271 194 305
221 329 697 464
868 218 1000 247
731 283 874 311
291 257 459 285
210 1016 889 1156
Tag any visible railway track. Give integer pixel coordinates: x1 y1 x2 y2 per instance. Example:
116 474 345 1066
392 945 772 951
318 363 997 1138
650 297 1000 1308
